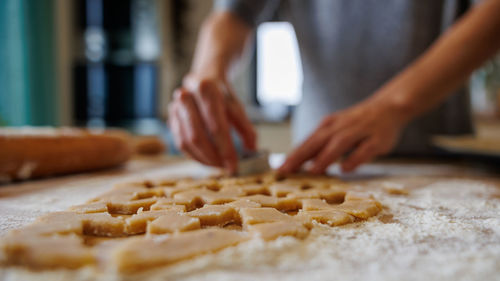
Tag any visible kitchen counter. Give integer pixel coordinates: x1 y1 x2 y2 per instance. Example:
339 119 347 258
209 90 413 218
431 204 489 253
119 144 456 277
0 155 499 281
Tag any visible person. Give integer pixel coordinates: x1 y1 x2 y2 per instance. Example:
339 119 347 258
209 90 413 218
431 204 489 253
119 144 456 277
168 0 500 175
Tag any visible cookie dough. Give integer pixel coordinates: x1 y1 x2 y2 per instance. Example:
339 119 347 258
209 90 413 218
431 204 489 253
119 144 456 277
0 172 381 273
112 229 248 272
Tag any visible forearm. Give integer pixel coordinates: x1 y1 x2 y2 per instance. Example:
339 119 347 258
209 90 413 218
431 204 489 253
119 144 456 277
190 11 253 78
374 0 500 123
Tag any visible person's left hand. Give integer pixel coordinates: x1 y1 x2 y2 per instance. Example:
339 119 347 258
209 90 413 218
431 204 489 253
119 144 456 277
278 98 408 174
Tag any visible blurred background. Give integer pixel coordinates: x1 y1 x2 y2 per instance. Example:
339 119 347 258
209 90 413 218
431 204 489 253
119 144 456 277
0 0 499 154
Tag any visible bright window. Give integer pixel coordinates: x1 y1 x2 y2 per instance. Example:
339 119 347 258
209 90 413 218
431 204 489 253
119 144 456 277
256 22 303 106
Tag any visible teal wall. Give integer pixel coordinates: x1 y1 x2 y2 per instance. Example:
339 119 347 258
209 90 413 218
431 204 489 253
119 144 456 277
0 0 59 126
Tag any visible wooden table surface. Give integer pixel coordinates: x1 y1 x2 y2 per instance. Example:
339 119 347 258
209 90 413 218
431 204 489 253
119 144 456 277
0 155 499 281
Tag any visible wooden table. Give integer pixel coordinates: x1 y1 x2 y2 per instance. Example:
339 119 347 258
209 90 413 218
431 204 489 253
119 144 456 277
0 155 499 281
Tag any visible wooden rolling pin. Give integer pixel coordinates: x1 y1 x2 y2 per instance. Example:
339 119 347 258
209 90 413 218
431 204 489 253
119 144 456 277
0 127 132 183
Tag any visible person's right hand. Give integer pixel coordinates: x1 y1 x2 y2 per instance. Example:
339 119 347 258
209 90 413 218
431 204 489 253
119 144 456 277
168 74 257 174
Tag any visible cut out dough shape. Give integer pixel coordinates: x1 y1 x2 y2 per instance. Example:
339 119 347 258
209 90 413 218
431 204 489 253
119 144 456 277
248 221 309 241
112 229 248 272
331 200 382 219
147 213 201 234
150 198 187 212
188 205 238 226
125 210 175 234
1 234 94 269
241 195 301 211
296 210 355 226
239 207 295 225
225 199 261 210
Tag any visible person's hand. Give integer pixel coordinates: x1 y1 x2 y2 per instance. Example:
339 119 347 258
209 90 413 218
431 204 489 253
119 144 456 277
168 74 257 174
278 98 408 174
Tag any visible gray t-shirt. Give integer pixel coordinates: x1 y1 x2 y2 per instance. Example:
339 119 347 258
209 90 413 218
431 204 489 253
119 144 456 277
216 0 473 155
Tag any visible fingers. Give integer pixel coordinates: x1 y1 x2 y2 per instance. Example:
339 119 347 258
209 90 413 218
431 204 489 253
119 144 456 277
184 77 238 174
175 89 222 166
169 102 207 164
175 108 211 165
278 124 333 174
225 86 257 151
341 137 388 172
279 99 402 174
308 133 359 174
168 102 185 153
169 92 217 166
